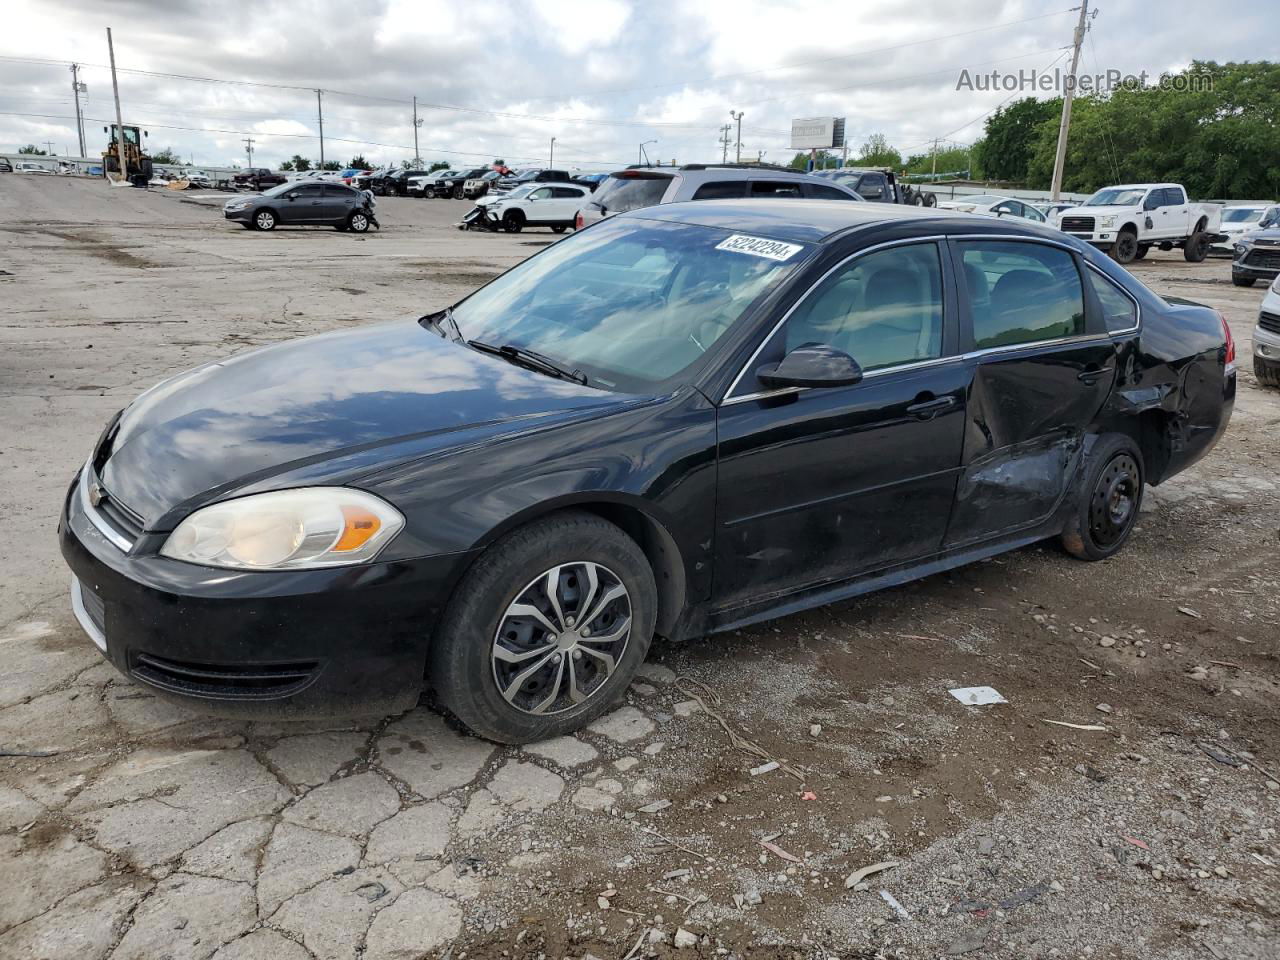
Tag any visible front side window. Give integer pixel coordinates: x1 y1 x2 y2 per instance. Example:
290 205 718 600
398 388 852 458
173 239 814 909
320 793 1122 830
960 242 1085 349
806 183 857 200
1086 268 1138 333
749 180 803 197
529 187 553 200
781 243 944 373
450 218 810 390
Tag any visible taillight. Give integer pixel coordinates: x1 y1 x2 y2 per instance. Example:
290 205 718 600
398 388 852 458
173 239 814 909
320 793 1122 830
575 212 583 230
1218 311 1236 373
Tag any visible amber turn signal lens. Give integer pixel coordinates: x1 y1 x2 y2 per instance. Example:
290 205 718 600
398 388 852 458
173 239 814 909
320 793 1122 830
333 505 382 552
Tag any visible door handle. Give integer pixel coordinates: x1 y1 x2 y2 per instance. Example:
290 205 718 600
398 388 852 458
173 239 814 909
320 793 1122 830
906 395 956 418
1077 365 1114 383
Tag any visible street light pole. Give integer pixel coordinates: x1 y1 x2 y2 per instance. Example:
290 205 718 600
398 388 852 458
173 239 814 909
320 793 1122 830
550 136 556 168
316 89 325 168
70 63 86 157
639 139 656 166
1050 0 1089 200
729 110 744 163
412 95 421 165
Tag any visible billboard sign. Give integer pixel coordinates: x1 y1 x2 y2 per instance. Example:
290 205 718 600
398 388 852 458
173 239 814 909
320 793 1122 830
791 117 845 150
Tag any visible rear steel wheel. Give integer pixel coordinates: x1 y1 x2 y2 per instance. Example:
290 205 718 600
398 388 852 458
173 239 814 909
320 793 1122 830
1061 435 1144 561
491 562 632 716
1088 453 1140 548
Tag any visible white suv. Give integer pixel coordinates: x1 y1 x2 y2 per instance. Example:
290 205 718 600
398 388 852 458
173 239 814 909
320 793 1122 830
462 183 591 233
1255 274 1280 388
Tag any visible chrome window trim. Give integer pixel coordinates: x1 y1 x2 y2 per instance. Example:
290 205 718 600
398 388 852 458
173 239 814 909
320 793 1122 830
70 577 107 653
1082 262 1142 336
722 234 949 402
79 463 135 553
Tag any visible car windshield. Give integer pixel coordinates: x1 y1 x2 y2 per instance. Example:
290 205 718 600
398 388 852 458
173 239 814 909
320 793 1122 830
262 182 296 198
1223 208 1264 223
515 170 542 182
1085 188 1146 206
482 171 501 180
961 195 1004 205
503 185 537 200
448 217 810 391
591 174 673 214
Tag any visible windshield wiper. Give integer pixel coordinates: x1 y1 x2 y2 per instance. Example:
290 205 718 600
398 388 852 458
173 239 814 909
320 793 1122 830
467 340 588 385
420 306 463 341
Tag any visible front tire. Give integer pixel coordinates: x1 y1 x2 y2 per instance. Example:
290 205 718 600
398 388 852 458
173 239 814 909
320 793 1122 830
502 212 524 233
1133 244 1149 260
1110 229 1138 264
423 187 435 199
1232 276 1256 287
253 209 277 231
1255 358 1280 389
453 186 464 200
429 512 656 744
1061 435 1144 562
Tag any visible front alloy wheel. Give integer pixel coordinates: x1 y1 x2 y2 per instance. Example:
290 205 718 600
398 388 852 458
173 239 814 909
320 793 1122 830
492 562 631 716
254 209 276 231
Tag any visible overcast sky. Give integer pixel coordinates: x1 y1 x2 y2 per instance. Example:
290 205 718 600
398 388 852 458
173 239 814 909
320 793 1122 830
1 0 1272 171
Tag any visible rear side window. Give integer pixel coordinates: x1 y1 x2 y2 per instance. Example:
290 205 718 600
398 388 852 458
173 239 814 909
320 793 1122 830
551 187 584 199
749 180 803 197
593 174 672 213
1086 268 1138 333
692 181 746 201
323 185 354 198
783 243 944 372
960 242 1085 349
856 174 887 199
1164 186 1186 205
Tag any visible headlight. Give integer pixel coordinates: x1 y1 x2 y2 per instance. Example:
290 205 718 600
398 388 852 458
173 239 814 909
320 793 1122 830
1235 243 1247 256
160 488 404 570
1099 216 1116 228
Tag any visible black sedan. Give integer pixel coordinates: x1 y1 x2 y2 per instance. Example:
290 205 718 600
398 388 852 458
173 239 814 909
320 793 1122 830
61 200 1235 742
223 181 374 232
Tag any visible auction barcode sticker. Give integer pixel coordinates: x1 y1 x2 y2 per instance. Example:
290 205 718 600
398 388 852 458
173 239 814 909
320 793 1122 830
715 234 804 261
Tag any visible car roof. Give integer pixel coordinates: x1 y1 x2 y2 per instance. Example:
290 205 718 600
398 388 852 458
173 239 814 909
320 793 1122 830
625 197 991 244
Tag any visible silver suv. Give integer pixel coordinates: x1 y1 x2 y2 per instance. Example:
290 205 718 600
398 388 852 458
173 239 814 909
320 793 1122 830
577 164 863 228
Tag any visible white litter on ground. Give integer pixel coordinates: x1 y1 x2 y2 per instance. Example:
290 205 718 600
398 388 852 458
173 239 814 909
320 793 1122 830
948 686 1008 706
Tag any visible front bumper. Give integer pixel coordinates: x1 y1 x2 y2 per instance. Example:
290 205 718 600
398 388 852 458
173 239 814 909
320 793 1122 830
1254 321 1280 362
59 469 474 719
223 206 253 222
1233 257 1280 283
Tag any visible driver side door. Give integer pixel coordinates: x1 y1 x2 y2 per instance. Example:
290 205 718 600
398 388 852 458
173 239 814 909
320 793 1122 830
713 239 968 612
280 183 325 223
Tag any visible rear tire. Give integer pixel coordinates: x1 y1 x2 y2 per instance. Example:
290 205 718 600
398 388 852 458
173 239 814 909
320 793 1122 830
1110 229 1138 264
348 211 370 233
429 511 656 744
1255 358 1280 389
453 186 464 200
551 225 567 234
1183 231 1209 262
1232 276 1256 287
1061 434 1145 562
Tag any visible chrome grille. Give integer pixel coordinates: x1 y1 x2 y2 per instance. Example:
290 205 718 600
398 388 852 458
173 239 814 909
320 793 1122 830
1259 311 1280 335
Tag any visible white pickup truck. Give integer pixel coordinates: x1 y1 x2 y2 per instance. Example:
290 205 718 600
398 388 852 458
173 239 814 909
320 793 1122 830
1058 183 1222 264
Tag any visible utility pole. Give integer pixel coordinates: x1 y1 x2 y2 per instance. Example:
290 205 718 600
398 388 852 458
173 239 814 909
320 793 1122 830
1050 0 1089 201
45 141 56 156
550 136 556 168
931 138 939 178
316 89 325 168
106 28 128 180
718 124 732 164
729 110 744 163
639 139 656 166
412 96 421 165
70 64 86 157
243 137 255 169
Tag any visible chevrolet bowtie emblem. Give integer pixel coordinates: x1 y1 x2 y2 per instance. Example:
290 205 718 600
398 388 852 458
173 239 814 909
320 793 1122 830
88 482 105 508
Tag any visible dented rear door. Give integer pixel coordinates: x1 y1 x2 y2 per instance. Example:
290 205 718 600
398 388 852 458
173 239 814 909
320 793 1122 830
942 237 1118 547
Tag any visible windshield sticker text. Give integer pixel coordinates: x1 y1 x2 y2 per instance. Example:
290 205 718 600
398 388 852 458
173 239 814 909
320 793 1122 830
715 234 804 261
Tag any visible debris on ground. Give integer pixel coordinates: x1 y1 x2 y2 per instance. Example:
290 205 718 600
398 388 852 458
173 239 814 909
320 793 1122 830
948 686 1007 706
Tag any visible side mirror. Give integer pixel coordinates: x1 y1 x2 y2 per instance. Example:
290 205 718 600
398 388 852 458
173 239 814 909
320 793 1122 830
1143 197 1159 211
757 343 863 389
287 192 298 200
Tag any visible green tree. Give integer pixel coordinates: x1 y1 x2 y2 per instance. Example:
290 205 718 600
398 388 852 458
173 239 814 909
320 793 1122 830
17 144 46 155
289 155 312 172
320 160 341 171
279 159 295 171
348 154 369 169
788 149 838 170
903 146 973 178
855 134 902 169
150 147 181 164
428 160 450 172
972 97 1060 183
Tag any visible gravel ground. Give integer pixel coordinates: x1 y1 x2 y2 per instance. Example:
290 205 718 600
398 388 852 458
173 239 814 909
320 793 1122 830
0 175 1276 960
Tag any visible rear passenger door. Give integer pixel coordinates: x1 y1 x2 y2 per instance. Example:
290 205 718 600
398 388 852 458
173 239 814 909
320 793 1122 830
321 185 357 222
943 237 1119 547
550 186 587 222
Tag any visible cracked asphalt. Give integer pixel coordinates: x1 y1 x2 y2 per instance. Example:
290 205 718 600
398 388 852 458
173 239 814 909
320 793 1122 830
0 175 1277 960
